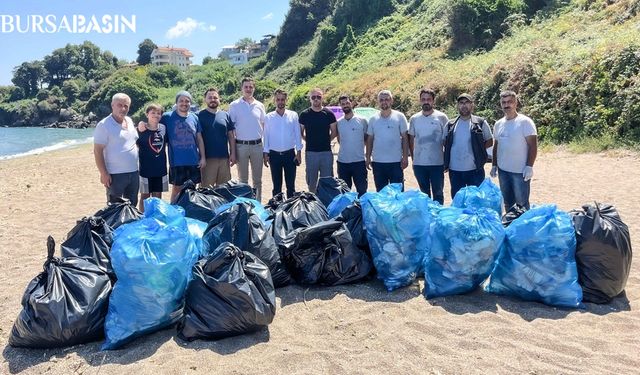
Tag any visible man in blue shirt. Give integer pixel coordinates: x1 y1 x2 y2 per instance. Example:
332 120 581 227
198 88 236 187
161 90 206 202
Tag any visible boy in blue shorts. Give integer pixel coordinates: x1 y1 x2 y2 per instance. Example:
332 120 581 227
136 103 168 211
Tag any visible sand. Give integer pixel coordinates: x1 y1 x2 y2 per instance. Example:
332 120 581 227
0 144 638 375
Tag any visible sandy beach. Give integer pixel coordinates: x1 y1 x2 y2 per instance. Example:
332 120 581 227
0 144 638 374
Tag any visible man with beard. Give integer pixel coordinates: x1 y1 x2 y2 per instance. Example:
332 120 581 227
365 90 409 191
161 90 206 202
443 93 493 198
198 88 236 187
408 88 449 204
299 88 337 193
263 89 302 198
229 77 266 201
336 94 369 196
490 90 537 210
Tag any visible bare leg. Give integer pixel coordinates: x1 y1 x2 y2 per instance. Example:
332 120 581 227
170 184 181 203
139 193 151 212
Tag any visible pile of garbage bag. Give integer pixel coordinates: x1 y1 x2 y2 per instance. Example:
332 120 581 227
61 216 114 276
361 184 435 291
316 176 350 208
215 196 271 226
271 192 329 246
485 204 583 308
102 198 201 349
9 236 112 348
570 202 633 304
204 203 291 287
94 198 142 229
424 207 505 298
178 242 276 341
452 178 503 216
211 180 255 202
279 220 372 286
335 201 370 256
502 203 527 227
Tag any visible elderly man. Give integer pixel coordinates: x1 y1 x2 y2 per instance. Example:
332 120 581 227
93 92 139 206
299 88 337 193
444 93 493 198
161 90 206 202
365 90 409 191
490 90 538 209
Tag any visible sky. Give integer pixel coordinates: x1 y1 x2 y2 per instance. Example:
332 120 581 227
0 0 291 85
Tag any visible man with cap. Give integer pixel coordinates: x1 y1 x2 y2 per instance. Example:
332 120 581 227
490 90 537 210
160 90 206 202
443 93 493 198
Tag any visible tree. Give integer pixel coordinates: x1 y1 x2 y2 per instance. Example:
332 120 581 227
136 39 157 65
236 37 255 51
202 56 214 65
12 61 46 97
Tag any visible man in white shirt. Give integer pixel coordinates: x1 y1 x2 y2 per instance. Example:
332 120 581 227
444 93 493 198
408 88 449 204
228 77 266 201
365 90 409 191
263 89 302 199
93 93 139 206
490 90 538 209
336 94 369 196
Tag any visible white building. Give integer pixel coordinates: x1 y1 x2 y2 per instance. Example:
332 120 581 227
151 47 194 70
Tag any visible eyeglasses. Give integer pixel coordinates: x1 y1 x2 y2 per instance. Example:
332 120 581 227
310 95 322 100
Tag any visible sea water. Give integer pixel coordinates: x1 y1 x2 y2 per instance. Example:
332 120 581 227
0 127 95 160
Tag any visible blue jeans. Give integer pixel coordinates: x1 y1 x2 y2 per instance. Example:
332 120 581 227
413 165 444 204
372 162 404 192
337 161 368 196
448 168 484 199
498 168 531 210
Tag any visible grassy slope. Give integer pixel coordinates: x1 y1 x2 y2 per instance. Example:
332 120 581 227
265 0 640 147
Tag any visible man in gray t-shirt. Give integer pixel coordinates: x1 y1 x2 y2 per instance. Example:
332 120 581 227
365 90 409 191
443 93 493 198
336 95 369 196
408 88 449 204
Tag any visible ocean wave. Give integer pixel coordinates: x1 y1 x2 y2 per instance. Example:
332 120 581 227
0 137 94 160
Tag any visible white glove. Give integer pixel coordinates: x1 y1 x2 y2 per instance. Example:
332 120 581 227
490 165 498 178
523 166 533 181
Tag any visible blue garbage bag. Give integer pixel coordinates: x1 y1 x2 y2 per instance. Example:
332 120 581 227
452 178 503 216
214 197 271 227
327 192 358 218
102 198 200 349
423 207 504 298
186 217 207 257
485 204 583 308
361 184 434 291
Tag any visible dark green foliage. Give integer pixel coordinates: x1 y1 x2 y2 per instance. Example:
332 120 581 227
136 39 157 66
11 61 46 97
448 0 526 52
85 69 156 118
147 65 185 87
184 60 240 104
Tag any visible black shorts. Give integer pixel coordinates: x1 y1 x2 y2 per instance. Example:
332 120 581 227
169 165 201 186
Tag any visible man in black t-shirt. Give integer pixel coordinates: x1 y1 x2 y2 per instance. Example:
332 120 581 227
198 88 236 187
299 88 337 193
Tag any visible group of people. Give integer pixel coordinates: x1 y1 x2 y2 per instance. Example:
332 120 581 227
93 77 537 213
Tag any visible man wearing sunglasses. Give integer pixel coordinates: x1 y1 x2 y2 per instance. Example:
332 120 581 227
299 88 337 193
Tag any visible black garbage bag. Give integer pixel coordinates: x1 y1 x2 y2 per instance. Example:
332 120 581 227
177 242 276 341
570 202 633 304
211 180 255 202
9 236 112 348
174 180 227 222
316 176 350 208
502 203 527 227
61 216 114 276
203 204 291 287
271 192 329 246
279 220 373 286
265 192 286 215
94 198 142 229
335 201 371 258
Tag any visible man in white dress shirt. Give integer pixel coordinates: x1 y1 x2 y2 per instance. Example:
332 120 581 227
263 89 302 199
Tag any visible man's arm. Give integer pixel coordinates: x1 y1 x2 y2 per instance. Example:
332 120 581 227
525 135 538 167
408 134 415 159
300 123 306 140
329 121 338 141
196 133 206 168
227 130 236 166
93 143 111 188
401 132 409 169
365 135 373 170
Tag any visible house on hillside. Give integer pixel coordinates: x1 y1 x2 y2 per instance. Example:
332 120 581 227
219 35 275 65
151 47 194 70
